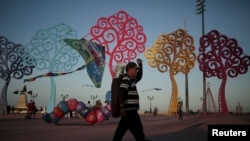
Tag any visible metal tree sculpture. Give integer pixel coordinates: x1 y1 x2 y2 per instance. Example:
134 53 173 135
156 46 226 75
197 30 250 114
144 29 196 115
89 10 147 77
24 23 79 113
0 36 35 113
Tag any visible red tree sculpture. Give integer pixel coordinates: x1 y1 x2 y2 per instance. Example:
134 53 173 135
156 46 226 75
197 30 250 114
89 10 147 77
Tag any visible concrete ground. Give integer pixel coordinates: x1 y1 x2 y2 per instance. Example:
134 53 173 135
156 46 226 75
0 113 249 141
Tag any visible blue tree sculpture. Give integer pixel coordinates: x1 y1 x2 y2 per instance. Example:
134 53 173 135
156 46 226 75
24 23 79 113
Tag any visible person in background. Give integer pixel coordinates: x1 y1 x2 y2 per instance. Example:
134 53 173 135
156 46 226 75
178 108 183 120
11 106 15 114
93 100 102 111
27 100 37 119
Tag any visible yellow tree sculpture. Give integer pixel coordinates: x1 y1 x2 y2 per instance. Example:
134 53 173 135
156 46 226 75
144 29 196 115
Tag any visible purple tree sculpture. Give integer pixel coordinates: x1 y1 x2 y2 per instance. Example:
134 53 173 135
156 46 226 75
197 30 250 114
0 36 35 113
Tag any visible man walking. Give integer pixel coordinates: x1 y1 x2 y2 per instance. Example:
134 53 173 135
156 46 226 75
112 59 150 141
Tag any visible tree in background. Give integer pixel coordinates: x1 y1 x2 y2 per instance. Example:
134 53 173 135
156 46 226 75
0 36 35 113
23 23 79 113
89 10 147 78
197 30 250 114
144 29 196 115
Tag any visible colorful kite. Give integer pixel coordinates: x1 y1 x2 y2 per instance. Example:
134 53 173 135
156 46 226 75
24 38 105 88
63 38 105 88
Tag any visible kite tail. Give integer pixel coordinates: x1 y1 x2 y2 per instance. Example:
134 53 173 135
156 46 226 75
24 65 86 83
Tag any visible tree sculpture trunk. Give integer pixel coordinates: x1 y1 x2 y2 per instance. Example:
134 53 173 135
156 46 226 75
46 77 56 113
1 78 10 113
219 76 228 114
168 70 178 115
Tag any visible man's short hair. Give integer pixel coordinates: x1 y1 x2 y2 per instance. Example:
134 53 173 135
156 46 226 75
126 62 137 72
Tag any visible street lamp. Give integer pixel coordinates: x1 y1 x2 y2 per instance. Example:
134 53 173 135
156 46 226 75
142 88 162 114
82 84 95 88
142 88 162 92
196 0 206 116
31 93 38 102
61 94 68 101
148 96 154 114
91 95 98 106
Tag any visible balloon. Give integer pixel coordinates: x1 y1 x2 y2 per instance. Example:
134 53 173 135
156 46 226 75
79 107 91 118
86 111 97 124
43 99 111 125
96 109 105 122
76 101 86 113
42 113 51 123
57 101 70 114
106 104 111 111
53 106 64 118
100 106 111 118
67 98 78 111
50 112 60 123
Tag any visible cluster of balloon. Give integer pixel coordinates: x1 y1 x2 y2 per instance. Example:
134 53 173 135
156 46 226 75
42 98 111 124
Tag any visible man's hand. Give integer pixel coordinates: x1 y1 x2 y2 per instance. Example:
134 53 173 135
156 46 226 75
120 108 126 117
136 58 142 65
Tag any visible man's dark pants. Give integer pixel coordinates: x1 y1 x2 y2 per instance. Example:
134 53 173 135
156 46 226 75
112 110 145 141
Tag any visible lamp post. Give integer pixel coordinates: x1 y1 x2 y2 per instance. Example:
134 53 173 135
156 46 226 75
91 95 98 106
31 93 38 103
147 96 154 114
142 88 162 92
82 84 95 88
82 84 97 106
142 88 162 114
61 94 68 101
196 0 206 116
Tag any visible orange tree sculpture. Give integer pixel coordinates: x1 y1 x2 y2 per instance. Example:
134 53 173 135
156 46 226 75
144 29 196 115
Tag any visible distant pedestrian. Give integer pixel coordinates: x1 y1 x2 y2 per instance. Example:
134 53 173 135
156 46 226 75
93 100 102 111
178 108 183 120
27 100 37 119
153 107 158 116
11 106 15 114
6 105 11 114
69 111 73 118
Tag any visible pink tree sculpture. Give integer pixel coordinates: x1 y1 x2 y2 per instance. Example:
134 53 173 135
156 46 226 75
197 30 250 114
89 10 147 77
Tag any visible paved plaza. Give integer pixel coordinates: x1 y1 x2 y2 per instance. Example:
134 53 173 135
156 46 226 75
0 113 249 141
